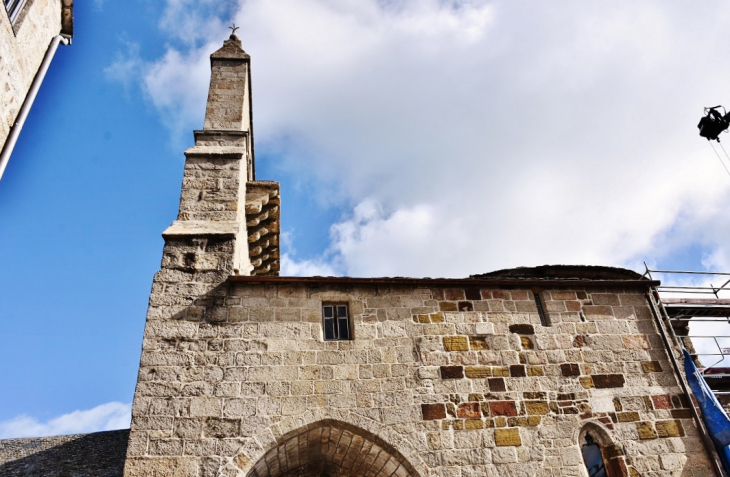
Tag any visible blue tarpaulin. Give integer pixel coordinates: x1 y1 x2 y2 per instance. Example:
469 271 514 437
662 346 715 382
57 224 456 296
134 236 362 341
683 349 730 475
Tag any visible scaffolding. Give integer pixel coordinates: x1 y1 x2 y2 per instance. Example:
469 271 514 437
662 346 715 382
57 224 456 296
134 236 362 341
643 265 730 404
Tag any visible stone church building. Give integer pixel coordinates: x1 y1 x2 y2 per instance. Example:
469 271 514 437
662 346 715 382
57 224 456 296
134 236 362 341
0 33 722 477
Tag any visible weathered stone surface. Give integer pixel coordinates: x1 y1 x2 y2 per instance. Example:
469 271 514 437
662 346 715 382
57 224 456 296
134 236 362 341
440 365 464 379
422 403 446 420
494 428 522 446
508 324 534 335
592 374 625 388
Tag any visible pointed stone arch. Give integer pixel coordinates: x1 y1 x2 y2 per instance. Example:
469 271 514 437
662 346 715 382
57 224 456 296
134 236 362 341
229 417 425 477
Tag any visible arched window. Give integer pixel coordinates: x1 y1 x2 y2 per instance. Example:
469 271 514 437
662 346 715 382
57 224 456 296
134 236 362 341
578 423 624 477
581 432 608 477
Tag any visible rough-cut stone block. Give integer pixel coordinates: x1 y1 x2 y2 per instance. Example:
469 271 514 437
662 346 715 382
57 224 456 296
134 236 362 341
636 421 657 440
641 360 663 373
464 419 484 429
561 363 581 376
490 401 518 417
524 401 549 415
475 322 494 335
439 301 457 311
652 394 673 410
579 376 594 389
520 336 534 349
508 324 534 335
445 289 466 300
592 374 625 388
204 418 240 438
509 365 526 377
443 336 469 352
656 420 684 438
457 403 481 419
671 409 692 419
494 428 521 446
465 366 491 379
488 378 506 392
527 366 544 377
440 366 464 379
422 403 446 420
617 411 640 422
430 312 444 323
465 287 482 300
622 334 651 349
469 336 489 350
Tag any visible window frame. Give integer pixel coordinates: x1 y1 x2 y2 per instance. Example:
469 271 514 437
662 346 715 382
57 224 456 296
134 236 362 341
4 0 27 25
322 303 352 341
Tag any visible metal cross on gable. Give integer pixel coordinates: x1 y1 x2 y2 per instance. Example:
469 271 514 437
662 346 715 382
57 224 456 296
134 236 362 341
229 23 239 35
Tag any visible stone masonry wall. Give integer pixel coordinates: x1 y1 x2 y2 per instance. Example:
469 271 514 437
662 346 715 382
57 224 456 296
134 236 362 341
125 276 713 477
0 0 65 149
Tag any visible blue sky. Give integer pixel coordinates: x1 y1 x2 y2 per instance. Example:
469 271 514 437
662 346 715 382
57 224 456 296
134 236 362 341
3 0 730 437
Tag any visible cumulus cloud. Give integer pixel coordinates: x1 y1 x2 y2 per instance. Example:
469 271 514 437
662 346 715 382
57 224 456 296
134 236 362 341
112 0 730 280
0 402 131 439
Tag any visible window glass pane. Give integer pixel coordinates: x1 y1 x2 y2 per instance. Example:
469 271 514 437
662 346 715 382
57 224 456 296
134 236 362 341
323 306 334 318
582 443 607 477
337 305 347 317
324 318 336 340
338 317 350 340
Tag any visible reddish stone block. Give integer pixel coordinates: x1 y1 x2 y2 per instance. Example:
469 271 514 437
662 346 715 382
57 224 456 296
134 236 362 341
440 366 464 379
464 287 482 300
421 403 446 420
592 374 625 388
490 401 518 417
458 301 473 311
652 395 673 410
508 324 534 335
510 365 526 377
457 402 481 419
561 363 581 376
488 378 506 392
444 288 466 300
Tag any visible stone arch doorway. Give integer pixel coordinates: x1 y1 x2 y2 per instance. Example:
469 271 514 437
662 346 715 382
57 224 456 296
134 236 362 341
245 419 421 477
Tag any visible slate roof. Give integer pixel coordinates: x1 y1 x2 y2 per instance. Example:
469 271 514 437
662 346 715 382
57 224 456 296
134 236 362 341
0 429 129 477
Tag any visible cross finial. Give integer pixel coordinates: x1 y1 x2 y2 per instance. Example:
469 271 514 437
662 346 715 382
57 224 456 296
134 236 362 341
229 22 240 39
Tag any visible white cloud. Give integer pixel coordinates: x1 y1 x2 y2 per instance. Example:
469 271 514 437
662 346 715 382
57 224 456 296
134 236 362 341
123 1 730 278
0 402 131 439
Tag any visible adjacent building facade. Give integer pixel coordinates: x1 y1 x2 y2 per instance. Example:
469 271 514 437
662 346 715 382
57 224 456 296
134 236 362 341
0 0 73 178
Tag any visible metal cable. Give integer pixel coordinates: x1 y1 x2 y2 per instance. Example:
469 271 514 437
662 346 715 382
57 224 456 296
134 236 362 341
709 141 730 177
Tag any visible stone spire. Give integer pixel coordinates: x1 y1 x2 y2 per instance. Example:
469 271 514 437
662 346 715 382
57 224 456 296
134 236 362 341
161 33 280 276
201 30 255 180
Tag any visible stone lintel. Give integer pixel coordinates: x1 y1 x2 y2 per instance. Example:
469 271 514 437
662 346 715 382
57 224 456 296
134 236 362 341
162 220 239 238
193 129 248 146
183 147 246 158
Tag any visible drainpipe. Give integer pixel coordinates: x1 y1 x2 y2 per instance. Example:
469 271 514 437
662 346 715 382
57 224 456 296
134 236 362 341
0 34 70 182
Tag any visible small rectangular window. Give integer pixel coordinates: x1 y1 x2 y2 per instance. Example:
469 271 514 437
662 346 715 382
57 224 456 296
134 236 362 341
322 303 351 340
